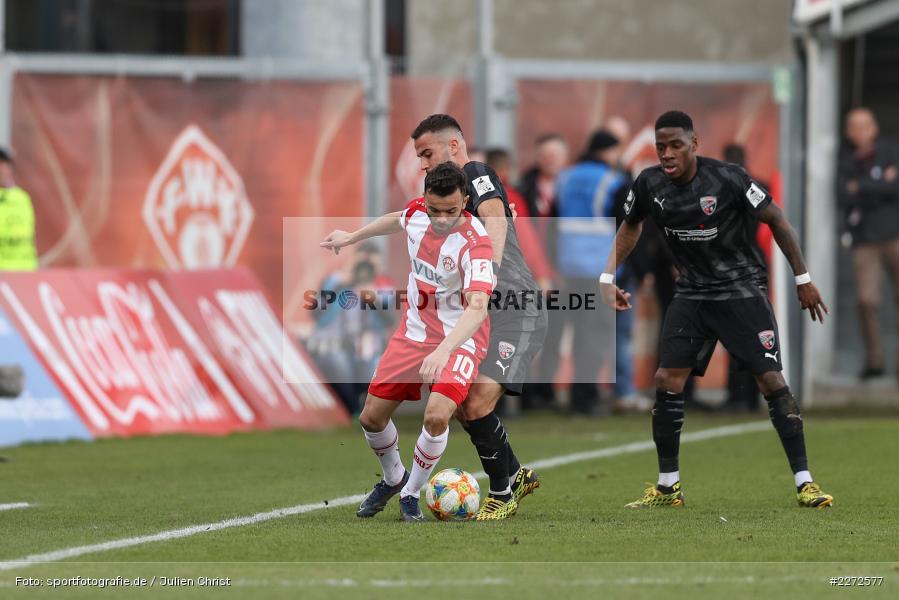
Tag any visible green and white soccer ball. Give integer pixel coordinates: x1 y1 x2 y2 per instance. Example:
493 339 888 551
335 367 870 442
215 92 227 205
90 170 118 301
426 468 480 521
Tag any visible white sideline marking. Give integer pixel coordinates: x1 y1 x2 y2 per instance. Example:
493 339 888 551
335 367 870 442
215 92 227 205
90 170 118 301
0 421 769 571
0 503 31 512
526 421 769 471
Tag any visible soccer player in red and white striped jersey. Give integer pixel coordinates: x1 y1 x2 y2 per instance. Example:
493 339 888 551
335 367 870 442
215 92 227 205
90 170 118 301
320 162 494 522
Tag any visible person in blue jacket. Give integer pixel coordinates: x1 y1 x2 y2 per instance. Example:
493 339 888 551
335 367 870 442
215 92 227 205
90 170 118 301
548 130 629 415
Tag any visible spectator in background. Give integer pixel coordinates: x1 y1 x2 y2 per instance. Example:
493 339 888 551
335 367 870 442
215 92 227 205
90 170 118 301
604 116 632 165
601 118 654 413
0 148 37 271
307 242 395 415
484 148 553 291
837 107 899 380
518 133 569 249
0 148 35 400
544 130 628 416
518 134 569 408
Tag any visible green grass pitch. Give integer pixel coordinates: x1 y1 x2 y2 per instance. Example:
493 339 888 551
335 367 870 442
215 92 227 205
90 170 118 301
0 412 896 599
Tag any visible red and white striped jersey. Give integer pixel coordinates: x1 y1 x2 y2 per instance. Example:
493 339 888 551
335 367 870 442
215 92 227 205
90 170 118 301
397 198 494 353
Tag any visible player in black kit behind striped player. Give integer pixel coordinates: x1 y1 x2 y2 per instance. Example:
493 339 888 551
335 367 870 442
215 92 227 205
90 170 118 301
411 114 547 520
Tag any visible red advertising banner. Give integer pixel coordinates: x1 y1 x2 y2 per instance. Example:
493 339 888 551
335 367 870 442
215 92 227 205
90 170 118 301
163 269 347 429
0 270 251 437
0 269 348 438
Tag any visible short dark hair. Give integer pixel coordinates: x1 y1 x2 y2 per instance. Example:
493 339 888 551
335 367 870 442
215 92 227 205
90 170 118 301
485 148 510 169
655 110 694 133
0 148 12 163
723 143 746 167
411 114 464 140
585 130 619 155
424 162 468 197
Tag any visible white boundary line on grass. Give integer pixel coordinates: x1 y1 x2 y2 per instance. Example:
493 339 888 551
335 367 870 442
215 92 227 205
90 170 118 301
0 421 770 572
0 503 31 512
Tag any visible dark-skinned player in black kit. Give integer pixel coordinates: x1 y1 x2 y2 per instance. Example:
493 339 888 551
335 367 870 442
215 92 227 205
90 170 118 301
600 110 833 509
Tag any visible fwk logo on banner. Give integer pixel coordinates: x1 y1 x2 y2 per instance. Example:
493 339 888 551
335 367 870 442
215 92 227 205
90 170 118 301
143 125 254 269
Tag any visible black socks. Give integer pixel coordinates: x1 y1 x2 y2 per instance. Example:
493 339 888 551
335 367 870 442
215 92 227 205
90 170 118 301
765 386 809 474
464 412 513 493
653 389 685 473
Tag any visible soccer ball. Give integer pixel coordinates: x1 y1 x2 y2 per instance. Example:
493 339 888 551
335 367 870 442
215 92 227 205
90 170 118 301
425 468 480 521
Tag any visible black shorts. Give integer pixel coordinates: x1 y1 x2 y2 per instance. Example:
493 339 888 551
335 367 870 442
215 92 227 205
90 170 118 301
478 309 548 395
660 296 782 377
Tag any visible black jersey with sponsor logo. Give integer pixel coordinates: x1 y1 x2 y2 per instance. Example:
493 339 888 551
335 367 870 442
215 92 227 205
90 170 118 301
463 161 540 314
623 156 772 300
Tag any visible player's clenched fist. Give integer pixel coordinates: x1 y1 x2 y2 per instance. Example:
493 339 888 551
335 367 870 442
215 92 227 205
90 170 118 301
320 230 354 255
419 346 451 385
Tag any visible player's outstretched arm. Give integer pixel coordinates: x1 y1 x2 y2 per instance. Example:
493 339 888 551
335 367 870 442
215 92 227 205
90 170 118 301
758 202 830 324
599 220 643 311
419 291 490 384
319 210 404 255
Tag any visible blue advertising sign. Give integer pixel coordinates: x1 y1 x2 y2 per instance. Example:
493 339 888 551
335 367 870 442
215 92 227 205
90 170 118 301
0 307 92 447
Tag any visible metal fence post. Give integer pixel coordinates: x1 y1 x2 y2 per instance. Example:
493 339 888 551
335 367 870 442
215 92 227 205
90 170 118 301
786 61 808 399
772 62 810 398
801 34 839 405
0 59 11 149
474 0 515 152
365 0 389 219
0 0 10 149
